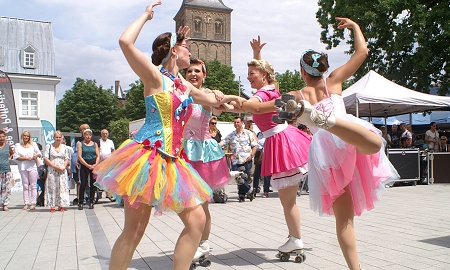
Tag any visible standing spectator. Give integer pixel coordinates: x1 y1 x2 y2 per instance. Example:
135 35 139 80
380 126 392 148
99 129 115 201
43 131 70 212
390 124 401 148
77 129 99 210
0 130 14 211
222 116 258 200
244 115 257 185
79 124 101 146
208 116 222 144
425 122 440 152
252 131 272 198
14 130 41 211
440 136 449 152
400 123 412 147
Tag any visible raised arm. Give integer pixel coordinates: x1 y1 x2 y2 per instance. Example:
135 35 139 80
250 35 266 60
119 1 163 94
328 17 368 88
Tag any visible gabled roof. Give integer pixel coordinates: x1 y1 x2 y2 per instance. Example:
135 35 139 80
183 0 232 11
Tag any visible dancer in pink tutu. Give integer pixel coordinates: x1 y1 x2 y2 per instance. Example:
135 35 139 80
183 59 230 264
245 18 399 270
226 36 312 262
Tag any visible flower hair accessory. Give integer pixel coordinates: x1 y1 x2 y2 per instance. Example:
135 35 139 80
300 49 323 77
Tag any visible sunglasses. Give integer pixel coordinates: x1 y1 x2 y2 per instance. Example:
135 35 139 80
177 43 190 52
210 122 217 125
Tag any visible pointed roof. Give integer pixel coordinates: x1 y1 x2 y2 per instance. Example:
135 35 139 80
182 0 232 11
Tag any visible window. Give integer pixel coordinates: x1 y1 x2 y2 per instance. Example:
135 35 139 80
215 20 223 34
21 45 36 69
21 92 38 117
194 18 202 32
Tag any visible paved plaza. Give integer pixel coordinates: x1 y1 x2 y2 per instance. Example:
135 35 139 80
0 183 449 270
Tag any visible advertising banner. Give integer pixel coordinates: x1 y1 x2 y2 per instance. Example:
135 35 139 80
0 70 19 146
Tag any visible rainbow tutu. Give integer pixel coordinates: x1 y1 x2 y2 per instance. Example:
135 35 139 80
94 139 213 213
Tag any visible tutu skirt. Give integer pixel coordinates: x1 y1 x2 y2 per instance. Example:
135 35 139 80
188 157 230 190
308 115 399 216
94 139 213 213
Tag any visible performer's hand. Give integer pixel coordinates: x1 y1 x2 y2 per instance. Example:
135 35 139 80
336 17 357 30
212 90 224 101
250 35 266 52
145 1 162 21
177 26 190 39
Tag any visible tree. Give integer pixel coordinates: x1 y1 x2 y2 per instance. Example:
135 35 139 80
275 70 306 94
316 0 450 94
56 78 122 134
108 118 130 147
123 80 146 121
204 59 241 96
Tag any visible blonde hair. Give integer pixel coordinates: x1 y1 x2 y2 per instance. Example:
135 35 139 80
247 59 275 84
54 130 63 138
209 116 219 134
20 130 32 146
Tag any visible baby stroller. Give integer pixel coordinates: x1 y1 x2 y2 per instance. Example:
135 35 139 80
233 166 254 202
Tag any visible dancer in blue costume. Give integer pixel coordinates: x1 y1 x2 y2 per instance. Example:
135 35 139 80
95 2 245 270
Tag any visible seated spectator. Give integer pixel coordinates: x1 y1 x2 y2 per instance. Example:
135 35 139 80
440 136 449 152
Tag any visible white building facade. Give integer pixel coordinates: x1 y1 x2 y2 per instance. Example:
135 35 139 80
0 17 60 145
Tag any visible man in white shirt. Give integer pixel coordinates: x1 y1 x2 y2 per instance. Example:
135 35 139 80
99 129 115 201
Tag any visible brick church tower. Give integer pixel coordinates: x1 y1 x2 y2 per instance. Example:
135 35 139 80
174 0 232 66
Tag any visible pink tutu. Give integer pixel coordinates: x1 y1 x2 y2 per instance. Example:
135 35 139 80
308 114 399 216
188 157 230 190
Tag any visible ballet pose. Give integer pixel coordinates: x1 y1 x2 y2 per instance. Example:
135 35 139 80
183 59 231 266
244 18 398 270
94 2 244 270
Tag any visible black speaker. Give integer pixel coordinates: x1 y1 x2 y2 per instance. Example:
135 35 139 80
429 153 450 183
388 149 420 181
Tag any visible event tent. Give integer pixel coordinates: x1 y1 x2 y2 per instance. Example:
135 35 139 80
342 71 450 117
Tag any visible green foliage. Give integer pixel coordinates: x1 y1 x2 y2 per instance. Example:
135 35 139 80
316 0 450 94
204 59 240 96
56 78 122 134
123 80 146 121
275 70 306 94
107 118 130 147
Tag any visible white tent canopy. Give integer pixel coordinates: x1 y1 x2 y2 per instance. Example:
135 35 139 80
342 71 450 117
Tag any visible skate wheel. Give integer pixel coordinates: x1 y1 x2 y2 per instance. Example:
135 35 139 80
294 255 303 263
280 253 290 262
199 259 211 267
189 262 197 270
274 99 285 107
281 94 296 102
285 99 298 112
279 111 294 120
272 115 284 124
301 253 306 262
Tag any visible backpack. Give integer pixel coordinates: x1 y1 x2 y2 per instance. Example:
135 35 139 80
213 188 228 203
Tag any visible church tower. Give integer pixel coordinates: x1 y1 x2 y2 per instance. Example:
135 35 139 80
174 0 232 66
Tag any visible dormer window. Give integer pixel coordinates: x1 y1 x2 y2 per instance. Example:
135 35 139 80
22 45 36 69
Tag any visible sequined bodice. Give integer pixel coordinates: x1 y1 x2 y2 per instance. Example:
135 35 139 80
184 104 212 141
133 90 192 156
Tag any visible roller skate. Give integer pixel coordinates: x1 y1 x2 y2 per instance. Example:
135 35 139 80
276 235 306 263
190 240 211 269
274 94 336 130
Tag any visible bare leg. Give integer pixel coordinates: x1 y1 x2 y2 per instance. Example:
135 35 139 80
200 202 211 240
109 203 152 270
173 205 206 270
328 119 381 155
332 186 360 270
278 185 301 238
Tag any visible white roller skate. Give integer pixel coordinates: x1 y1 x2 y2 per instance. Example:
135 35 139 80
276 235 306 263
274 94 336 130
190 240 211 269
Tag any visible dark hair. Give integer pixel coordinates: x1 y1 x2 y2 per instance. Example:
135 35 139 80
189 58 208 75
297 123 307 131
430 122 436 127
234 116 243 122
301 51 329 76
151 32 186 66
0 130 5 136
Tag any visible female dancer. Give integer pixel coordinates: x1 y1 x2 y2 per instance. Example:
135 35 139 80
228 36 313 259
183 59 231 262
93 2 243 270
246 18 398 269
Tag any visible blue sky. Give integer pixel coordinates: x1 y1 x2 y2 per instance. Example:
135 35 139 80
2 0 350 100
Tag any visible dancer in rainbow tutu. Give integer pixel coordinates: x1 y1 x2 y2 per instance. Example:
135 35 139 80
93 2 244 269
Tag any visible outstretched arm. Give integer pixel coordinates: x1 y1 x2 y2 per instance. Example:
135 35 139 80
250 35 266 60
229 97 276 114
189 84 246 107
119 1 163 95
328 17 368 90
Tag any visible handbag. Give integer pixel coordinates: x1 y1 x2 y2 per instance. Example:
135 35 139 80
38 145 51 182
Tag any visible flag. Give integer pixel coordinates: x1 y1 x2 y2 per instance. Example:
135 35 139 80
0 70 19 147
